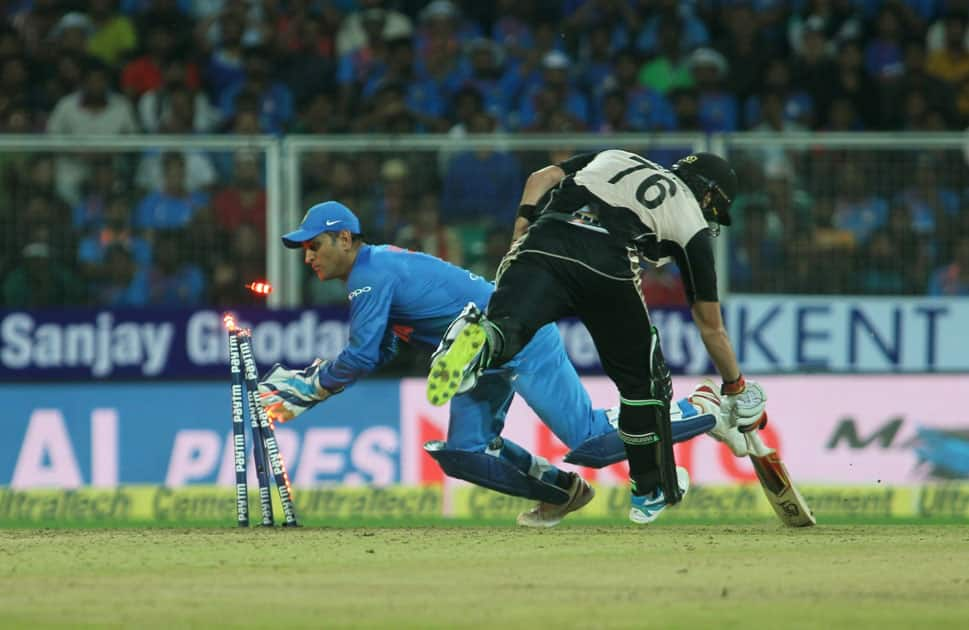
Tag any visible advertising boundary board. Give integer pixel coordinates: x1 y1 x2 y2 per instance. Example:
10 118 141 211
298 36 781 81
3 297 968 381
1 484 967 527
400 375 969 488
2 374 967 489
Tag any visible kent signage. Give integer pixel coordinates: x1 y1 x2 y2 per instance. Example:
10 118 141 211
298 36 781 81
1 297 968 380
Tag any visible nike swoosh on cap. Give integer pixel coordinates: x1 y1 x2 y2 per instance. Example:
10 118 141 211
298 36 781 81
325 220 340 226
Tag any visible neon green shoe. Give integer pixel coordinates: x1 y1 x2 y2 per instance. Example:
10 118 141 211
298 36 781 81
427 318 488 406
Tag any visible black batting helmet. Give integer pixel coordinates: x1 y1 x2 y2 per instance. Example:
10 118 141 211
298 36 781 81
671 153 738 228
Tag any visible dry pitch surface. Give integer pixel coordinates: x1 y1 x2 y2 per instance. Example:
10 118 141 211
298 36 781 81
1 524 967 629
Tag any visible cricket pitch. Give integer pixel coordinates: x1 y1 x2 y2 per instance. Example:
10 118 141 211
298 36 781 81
1 524 967 629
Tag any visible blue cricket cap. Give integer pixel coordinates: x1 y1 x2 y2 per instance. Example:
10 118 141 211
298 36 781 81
281 201 361 248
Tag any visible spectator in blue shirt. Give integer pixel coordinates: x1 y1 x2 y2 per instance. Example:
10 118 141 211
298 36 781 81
730 200 784 292
441 112 522 225
336 8 389 100
635 0 709 55
928 237 969 296
832 162 888 244
353 80 439 133
459 38 507 121
517 51 589 129
864 6 906 81
218 46 293 134
893 155 960 236
205 12 245 100
438 86 485 174
366 37 448 126
148 230 205 305
134 153 209 230
670 87 702 130
595 89 633 132
415 0 482 61
744 58 814 129
715 2 770 106
491 0 534 66
72 157 120 232
361 36 410 99
595 49 675 131
564 0 637 55
688 47 739 132
413 13 470 109
576 22 618 100
830 34 879 128
96 242 150 307
857 229 914 294
496 22 568 124
79 194 152 271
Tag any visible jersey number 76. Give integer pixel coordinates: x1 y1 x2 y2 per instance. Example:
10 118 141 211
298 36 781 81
608 155 678 209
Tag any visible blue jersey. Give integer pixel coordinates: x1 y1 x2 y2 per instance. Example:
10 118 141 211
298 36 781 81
318 245 494 390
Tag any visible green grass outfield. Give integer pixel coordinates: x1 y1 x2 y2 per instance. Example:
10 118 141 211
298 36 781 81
2 522 967 629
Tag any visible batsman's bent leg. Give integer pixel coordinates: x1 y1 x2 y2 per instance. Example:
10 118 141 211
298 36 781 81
429 244 578 407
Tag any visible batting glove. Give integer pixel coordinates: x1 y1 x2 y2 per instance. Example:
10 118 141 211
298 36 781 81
257 359 342 422
719 375 767 434
689 380 749 457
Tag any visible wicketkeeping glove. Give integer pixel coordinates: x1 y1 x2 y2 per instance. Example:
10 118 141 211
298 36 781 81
719 375 767 433
257 359 342 422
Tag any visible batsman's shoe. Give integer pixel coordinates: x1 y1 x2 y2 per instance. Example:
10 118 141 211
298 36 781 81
690 380 749 457
258 359 341 422
516 473 595 528
427 303 488 406
629 466 690 525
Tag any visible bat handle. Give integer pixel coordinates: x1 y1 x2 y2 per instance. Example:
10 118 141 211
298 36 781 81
746 429 775 457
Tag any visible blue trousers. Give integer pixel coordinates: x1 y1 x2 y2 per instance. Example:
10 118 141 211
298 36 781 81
445 323 610 482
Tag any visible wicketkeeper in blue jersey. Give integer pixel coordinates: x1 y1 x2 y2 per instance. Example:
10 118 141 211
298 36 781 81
258 201 735 527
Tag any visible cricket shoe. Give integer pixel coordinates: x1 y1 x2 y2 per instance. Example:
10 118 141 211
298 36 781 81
629 466 690 525
427 303 489 406
517 473 595 528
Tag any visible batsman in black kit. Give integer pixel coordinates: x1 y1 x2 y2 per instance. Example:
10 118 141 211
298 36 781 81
427 150 768 524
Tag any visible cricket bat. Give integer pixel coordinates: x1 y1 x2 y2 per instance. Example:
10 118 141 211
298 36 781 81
745 417 816 527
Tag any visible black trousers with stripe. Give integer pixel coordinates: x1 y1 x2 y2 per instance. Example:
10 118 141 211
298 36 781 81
488 217 674 494
489 218 656 402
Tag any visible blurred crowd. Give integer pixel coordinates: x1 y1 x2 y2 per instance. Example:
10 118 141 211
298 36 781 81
1 0 968 308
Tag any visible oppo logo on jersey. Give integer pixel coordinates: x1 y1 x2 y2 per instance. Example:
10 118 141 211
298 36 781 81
348 286 372 300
